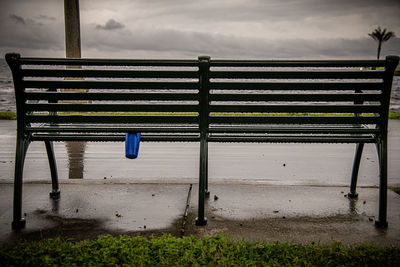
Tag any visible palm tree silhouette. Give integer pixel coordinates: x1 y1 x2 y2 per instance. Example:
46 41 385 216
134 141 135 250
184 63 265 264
369 27 395 60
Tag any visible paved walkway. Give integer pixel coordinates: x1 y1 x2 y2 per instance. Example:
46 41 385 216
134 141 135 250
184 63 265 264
1 120 400 186
0 120 399 246
1 183 399 246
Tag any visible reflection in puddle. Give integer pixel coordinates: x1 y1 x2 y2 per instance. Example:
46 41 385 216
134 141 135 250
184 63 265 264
65 141 86 179
348 197 357 215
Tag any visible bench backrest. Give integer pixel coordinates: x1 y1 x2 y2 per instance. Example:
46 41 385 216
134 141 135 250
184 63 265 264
6 53 399 143
204 56 399 142
6 53 202 142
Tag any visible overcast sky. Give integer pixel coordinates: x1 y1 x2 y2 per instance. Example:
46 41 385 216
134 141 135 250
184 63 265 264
0 0 399 59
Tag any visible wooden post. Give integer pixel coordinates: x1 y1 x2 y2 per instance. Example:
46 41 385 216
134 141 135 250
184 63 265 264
64 0 86 179
64 0 81 58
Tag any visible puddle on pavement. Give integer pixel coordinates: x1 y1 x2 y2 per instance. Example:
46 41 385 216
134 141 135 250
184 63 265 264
65 141 86 179
6 208 183 243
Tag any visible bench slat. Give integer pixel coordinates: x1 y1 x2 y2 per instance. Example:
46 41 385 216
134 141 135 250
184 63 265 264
210 59 386 68
26 125 200 133
26 103 199 113
207 135 376 143
210 71 385 79
210 82 384 91
20 57 198 66
28 104 380 114
30 126 377 135
210 93 382 102
22 69 199 79
208 126 379 134
30 134 200 142
26 115 199 124
25 92 199 101
22 80 198 90
209 116 380 125
209 104 381 114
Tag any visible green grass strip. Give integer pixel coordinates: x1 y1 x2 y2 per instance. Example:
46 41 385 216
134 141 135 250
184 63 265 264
0 112 17 120
1 234 399 266
390 187 400 195
362 67 400 71
389 112 400 120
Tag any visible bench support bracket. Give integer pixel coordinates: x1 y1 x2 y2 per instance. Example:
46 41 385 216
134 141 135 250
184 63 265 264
375 137 388 228
348 143 364 198
45 141 60 199
196 138 208 226
12 137 29 230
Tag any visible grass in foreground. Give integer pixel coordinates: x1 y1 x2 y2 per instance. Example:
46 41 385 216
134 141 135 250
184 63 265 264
1 234 399 266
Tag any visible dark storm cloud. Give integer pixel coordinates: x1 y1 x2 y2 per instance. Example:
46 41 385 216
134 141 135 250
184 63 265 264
35 15 56 21
0 28 64 51
9 14 26 25
96 19 125 30
9 13 57 27
0 3 64 56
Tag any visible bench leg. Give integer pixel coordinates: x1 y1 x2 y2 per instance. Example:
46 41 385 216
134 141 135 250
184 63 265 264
204 141 210 198
348 143 364 198
12 138 29 230
196 139 208 226
375 138 388 228
45 141 60 199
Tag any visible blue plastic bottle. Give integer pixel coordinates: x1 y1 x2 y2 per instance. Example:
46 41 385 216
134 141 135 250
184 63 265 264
125 132 141 159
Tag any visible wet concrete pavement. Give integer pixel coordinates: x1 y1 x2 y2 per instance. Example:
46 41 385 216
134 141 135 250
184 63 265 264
0 183 189 242
187 184 400 246
0 120 400 245
1 183 400 246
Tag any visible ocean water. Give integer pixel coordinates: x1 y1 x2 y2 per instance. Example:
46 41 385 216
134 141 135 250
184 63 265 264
0 59 15 112
0 59 399 112
391 77 400 112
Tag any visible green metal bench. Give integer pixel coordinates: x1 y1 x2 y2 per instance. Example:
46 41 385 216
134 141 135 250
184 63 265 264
6 53 399 230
